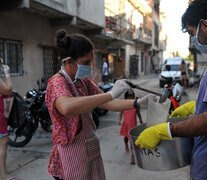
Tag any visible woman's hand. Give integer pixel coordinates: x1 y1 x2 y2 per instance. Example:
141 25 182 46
108 79 130 99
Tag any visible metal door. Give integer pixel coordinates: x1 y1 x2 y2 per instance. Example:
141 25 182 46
130 55 139 78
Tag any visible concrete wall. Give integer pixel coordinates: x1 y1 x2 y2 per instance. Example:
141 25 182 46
33 0 76 16
0 10 80 95
31 0 105 27
77 0 105 28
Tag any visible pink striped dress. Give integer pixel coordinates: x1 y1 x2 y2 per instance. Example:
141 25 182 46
45 74 106 180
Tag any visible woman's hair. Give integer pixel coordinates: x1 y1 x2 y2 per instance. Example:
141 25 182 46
56 29 95 61
182 0 207 32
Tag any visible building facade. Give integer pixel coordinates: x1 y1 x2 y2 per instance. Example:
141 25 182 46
0 0 105 95
104 0 164 79
0 0 164 95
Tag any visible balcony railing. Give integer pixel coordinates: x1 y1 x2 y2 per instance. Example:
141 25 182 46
133 26 152 44
105 7 135 41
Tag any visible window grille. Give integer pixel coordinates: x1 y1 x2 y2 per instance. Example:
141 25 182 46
42 46 59 82
0 38 23 76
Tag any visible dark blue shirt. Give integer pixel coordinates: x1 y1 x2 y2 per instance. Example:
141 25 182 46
191 69 207 180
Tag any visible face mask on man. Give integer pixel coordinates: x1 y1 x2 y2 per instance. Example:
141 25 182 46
191 21 207 54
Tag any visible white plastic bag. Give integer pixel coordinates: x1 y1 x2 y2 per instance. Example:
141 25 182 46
4 96 14 118
146 96 171 127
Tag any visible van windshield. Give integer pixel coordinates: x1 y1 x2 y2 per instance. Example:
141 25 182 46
164 64 179 71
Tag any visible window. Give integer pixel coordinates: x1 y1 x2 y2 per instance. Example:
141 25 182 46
163 65 179 71
0 38 23 75
42 46 59 81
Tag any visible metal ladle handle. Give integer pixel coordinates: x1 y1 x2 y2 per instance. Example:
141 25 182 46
126 81 168 103
126 81 161 96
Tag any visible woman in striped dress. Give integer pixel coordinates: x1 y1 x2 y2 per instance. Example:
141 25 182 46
45 30 150 180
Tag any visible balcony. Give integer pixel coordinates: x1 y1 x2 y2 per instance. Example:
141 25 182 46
128 0 152 15
133 27 152 45
0 0 29 10
0 0 105 32
29 0 74 18
159 39 166 51
105 8 135 42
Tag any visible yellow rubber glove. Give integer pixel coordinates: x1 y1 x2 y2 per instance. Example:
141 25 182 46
135 123 172 149
170 101 195 118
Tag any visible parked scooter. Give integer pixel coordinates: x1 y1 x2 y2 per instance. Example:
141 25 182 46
94 82 113 116
164 82 185 114
91 82 113 129
126 80 185 115
8 79 51 147
158 73 187 114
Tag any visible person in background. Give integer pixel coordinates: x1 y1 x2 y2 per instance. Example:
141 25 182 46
0 60 15 180
101 57 109 84
135 0 207 179
179 59 188 87
45 30 153 180
118 89 143 164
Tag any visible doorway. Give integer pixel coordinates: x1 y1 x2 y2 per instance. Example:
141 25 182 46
130 55 139 78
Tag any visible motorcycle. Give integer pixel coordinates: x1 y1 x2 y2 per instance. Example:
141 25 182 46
28 79 52 132
162 78 186 114
93 82 113 116
8 80 51 147
25 88 52 132
126 79 185 115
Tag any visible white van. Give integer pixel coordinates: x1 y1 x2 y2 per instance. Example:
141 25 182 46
159 57 189 87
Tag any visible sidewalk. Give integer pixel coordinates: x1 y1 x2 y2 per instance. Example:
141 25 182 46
7 135 53 180
7 123 191 180
99 113 190 180
131 74 160 84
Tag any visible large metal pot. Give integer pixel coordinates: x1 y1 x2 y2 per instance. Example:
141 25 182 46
129 118 193 171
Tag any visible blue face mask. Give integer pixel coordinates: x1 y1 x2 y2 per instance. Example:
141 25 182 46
75 64 92 79
191 22 207 54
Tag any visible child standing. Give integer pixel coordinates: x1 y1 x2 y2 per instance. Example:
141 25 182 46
118 89 142 164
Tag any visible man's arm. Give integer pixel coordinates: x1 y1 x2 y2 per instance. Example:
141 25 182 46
171 112 207 137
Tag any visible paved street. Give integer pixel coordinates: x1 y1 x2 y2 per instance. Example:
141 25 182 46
7 75 198 180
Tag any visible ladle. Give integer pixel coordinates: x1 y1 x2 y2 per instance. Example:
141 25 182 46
126 81 169 103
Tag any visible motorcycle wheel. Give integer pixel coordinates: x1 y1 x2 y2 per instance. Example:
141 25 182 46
8 122 34 147
40 117 52 132
92 111 99 129
94 107 108 116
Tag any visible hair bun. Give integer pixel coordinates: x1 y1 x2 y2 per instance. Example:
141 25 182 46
56 30 68 47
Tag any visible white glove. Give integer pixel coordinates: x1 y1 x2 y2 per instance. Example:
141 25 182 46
137 94 156 108
108 79 130 99
2 65 10 77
